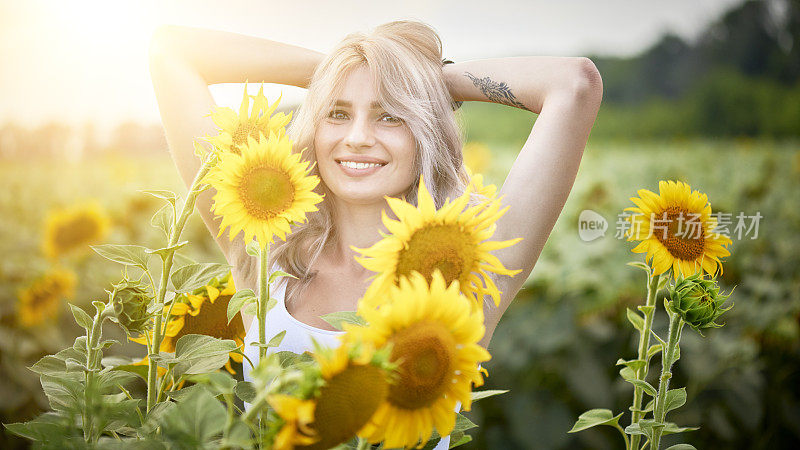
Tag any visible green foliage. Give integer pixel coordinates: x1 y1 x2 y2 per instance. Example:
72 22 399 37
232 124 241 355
170 263 230 293
156 387 227 448
321 311 368 331
568 409 624 433
91 244 152 270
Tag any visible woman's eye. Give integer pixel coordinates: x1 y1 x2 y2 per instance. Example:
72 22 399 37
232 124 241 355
328 110 348 120
380 113 402 124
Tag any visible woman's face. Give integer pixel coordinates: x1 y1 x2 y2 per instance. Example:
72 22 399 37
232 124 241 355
314 65 417 205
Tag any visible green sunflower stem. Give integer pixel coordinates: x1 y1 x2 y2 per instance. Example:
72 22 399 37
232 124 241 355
629 271 660 450
222 393 236 445
356 437 370 450
84 307 110 444
147 155 216 413
241 396 268 426
258 242 271 362
651 312 684 450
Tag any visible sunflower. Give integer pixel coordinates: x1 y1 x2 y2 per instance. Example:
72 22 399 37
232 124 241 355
206 83 292 154
130 273 245 374
17 268 77 327
267 394 319 450
42 202 110 259
353 176 520 310
465 167 497 200
286 341 391 450
624 180 732 279
346 271 491 449
462 141 492 175
205 131 323 246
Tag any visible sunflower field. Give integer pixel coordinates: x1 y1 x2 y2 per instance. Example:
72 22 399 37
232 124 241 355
1 96 799 448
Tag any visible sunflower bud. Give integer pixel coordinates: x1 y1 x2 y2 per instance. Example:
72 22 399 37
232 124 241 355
108 280 152 336
668 272 734 334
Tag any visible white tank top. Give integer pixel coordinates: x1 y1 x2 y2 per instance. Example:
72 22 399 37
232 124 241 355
241 268 454 450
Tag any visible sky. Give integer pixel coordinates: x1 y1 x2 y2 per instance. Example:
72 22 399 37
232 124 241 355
0 0 745 131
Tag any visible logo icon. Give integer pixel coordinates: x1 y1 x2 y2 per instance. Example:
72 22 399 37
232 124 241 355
578 209 607 242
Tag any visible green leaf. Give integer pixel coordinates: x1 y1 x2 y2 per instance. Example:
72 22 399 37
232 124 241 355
657 275 670 291
616 358 646 373
268 330 286 348
245 240 260 257
249 330 287 350
5 413 78 443
234 381 256 404
275 351 315 369
453 413 477 432
626 307 645 331
146 240 189 259
471 389 508 402
568 409 624 433
151 204 174 238
140 189 177 207
627 261 651 273
449 434 472 448
619 366 636 382
40 373 84 413
624 421 650 438
97 339 120 350
227 289 256 325
54 346 86 366
647 344 663 359
69 304 94 330
665 387 687 413
92 300 106 315
158 387 226 446
91 244 150 269
29 355 66 376
186 372 237 396
638 305 655 316
111 364 149 382
173 334 238 376
321 311 367 331
662 422 699 435
96 369 139 393
666 444 697 450
243 303 257 316
268 270 297 283
629 379 657 397
171 263 230 293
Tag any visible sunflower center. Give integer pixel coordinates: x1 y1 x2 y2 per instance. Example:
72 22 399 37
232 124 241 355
238 165 295 220
169 294 245 350
231 120 258 148
54 215 101 251
299 363 388 450
395 225 475 286
387 321 457 410
28 289 55 310
655 206 706 261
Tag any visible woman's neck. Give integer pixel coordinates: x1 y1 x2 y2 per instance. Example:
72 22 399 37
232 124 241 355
328 198 387 273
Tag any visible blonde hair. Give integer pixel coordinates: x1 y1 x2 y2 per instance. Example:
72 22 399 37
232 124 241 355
273 20 469 301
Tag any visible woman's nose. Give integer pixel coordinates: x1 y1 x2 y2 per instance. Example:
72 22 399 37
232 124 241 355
344 116 376 149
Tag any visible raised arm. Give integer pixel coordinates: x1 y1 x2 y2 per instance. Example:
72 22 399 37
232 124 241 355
444 56 603 345
148 25 323 265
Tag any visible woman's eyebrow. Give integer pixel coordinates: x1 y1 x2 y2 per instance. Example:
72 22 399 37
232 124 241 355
333 100 383 110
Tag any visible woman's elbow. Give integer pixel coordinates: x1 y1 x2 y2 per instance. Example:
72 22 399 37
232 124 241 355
570 57 603 106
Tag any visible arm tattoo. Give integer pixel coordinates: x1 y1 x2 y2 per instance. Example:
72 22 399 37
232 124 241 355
464 71 530 111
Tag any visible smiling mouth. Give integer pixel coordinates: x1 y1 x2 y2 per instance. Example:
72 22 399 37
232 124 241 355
336 160 387 169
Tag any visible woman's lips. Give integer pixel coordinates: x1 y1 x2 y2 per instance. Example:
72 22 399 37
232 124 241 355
336 160 386 177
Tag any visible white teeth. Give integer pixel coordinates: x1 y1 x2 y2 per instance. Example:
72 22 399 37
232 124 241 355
338 160 384 169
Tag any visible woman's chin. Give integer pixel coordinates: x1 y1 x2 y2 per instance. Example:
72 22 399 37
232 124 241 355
328 183 392 205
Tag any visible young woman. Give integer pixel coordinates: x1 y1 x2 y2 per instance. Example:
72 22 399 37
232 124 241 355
149 20 602 448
